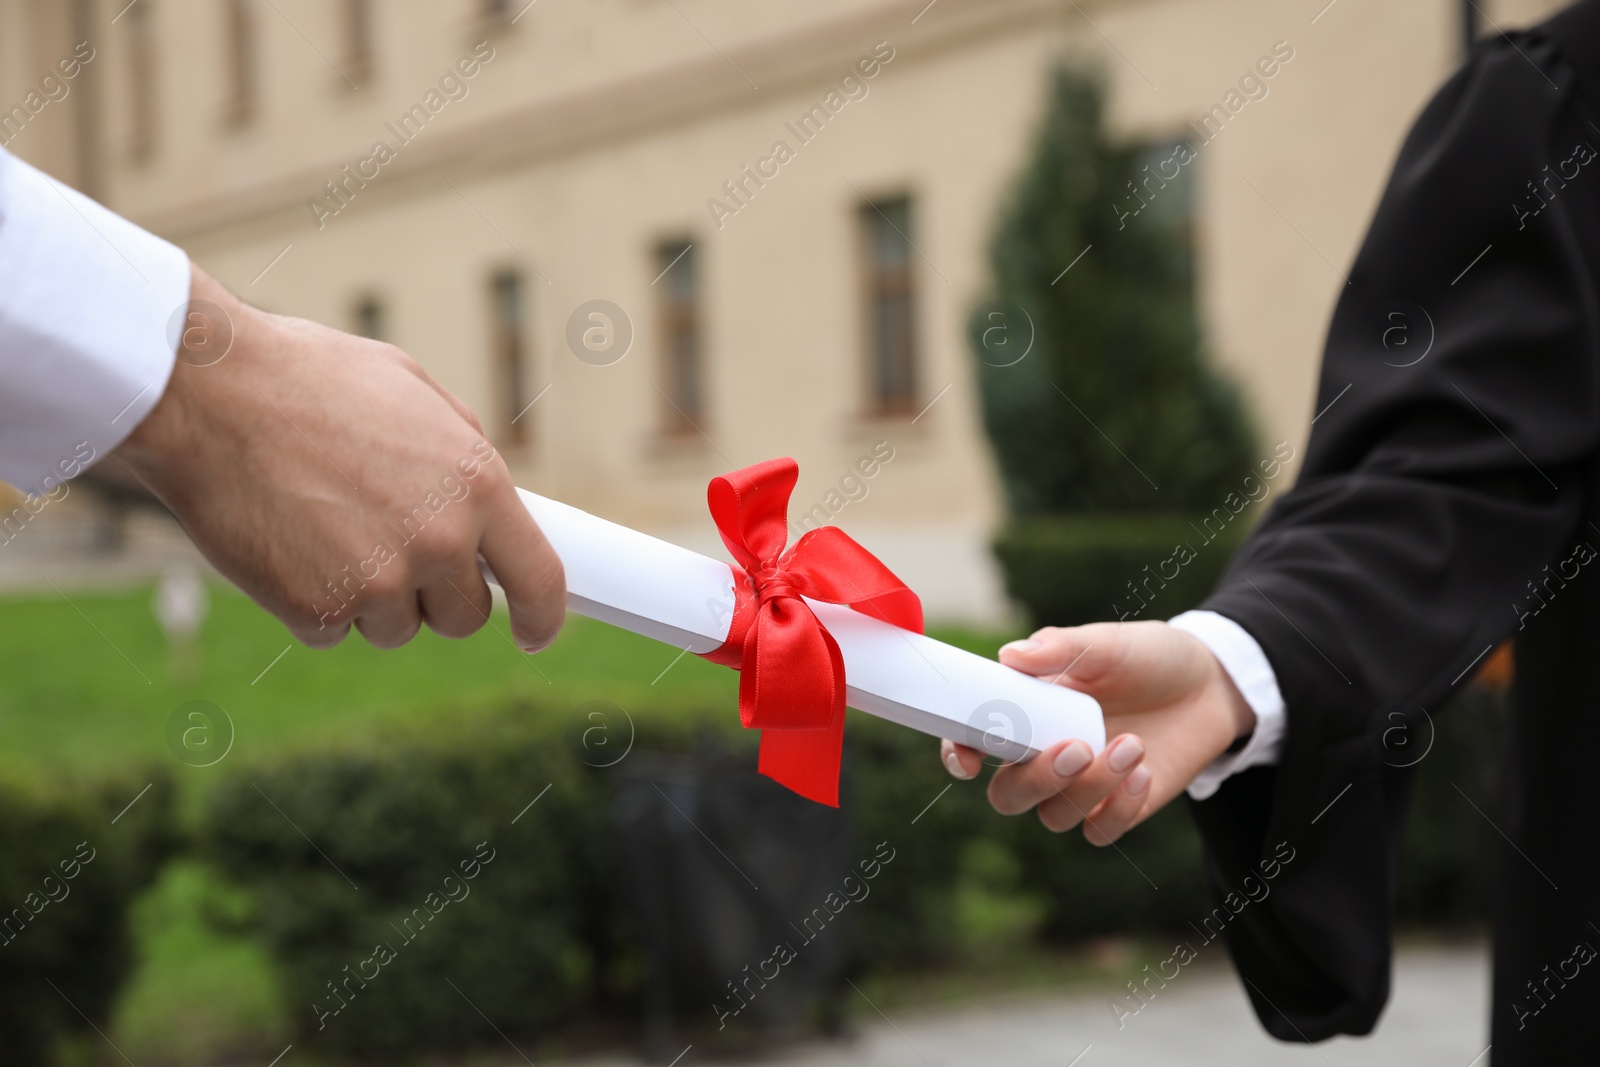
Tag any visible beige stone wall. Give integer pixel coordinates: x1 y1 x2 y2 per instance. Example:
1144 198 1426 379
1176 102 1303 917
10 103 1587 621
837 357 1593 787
193 2 1067 618
1110 0 1464 460
0 0 1580 618
0 0 89 184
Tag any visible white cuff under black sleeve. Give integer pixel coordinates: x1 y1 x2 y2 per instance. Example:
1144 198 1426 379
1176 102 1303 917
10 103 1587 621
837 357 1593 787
1168 609 1287 801
0 147 188 495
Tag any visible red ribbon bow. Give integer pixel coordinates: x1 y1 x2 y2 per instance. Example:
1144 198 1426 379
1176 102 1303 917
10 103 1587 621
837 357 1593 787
697 458 923 806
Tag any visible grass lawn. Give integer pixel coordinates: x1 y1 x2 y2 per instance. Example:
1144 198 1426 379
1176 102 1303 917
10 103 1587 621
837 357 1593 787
0 581 1017 1064
2 582 1016 783
0 582 740 789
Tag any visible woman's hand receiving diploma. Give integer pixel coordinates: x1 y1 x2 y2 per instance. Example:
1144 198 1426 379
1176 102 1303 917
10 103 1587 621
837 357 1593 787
938 620 1256 845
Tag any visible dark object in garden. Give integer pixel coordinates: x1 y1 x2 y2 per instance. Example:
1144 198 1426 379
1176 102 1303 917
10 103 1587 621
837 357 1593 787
613 747 852 1055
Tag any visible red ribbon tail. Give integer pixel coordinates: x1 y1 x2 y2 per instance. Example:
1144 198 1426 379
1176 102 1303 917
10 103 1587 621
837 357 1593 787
736 595 847 806
756 704 844 807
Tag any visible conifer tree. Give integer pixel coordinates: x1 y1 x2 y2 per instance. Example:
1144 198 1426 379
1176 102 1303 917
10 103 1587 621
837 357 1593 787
973 66 1256 516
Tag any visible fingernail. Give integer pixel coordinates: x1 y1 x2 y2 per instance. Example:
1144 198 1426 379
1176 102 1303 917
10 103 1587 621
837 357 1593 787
944 750 972 780
1125 765 1152 797
1001 638 1040 654
1108 736 1145 774
1053 742 1092 778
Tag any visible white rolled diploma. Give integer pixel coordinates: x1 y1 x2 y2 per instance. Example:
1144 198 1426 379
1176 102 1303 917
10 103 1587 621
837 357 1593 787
505 488 1105 761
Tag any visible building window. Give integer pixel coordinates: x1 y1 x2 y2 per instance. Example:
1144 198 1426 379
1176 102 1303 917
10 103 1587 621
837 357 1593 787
353 295 385 341
342 0 374 80
655 240 702 432
489 271 530 446
225 0 257 124
127 1 157 160
860 195 918 415
1131 139 1197 248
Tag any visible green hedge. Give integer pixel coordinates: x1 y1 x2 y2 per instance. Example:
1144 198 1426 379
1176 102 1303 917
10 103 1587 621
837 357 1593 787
198 681 1506 1058
201 712 605 1057
0 769 176 1063
200 706 1001 1056
844 712 994 971
994 514 1249 628
1396 684 1507 925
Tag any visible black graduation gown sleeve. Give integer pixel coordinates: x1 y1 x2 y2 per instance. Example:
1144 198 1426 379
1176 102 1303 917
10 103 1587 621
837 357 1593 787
1187 12 1600 1042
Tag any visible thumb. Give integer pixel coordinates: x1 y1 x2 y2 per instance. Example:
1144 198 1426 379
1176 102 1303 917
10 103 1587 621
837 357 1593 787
997 621 1140 694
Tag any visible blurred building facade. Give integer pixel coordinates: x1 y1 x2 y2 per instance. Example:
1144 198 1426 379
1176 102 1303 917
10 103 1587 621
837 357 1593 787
0 0 1567 620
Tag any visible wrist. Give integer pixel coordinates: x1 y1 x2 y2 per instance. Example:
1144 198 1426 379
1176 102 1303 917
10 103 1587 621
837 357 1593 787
1179 629 1257 758
1213 657 1257 743
115 267 249 481
1168 616 1259 746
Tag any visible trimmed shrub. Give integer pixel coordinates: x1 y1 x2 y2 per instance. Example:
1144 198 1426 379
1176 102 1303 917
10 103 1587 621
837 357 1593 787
0 769 176 1064
847 712 1007 971
202 712 601 1058
972 66 1261 628
1007 803 1211 945
971 65 1256 518
1396 683 1507 927
994 514 1248 627
199 704 1012 1057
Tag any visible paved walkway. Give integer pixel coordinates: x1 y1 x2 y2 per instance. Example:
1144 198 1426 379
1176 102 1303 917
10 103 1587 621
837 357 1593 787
589 944 1490 1067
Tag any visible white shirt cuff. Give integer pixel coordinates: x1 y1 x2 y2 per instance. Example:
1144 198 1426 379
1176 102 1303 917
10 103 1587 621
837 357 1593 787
0 148 188 495
1169 609 1287 801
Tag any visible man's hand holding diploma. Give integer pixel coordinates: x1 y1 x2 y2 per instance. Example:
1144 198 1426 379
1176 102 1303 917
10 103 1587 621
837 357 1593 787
112 267 567 653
